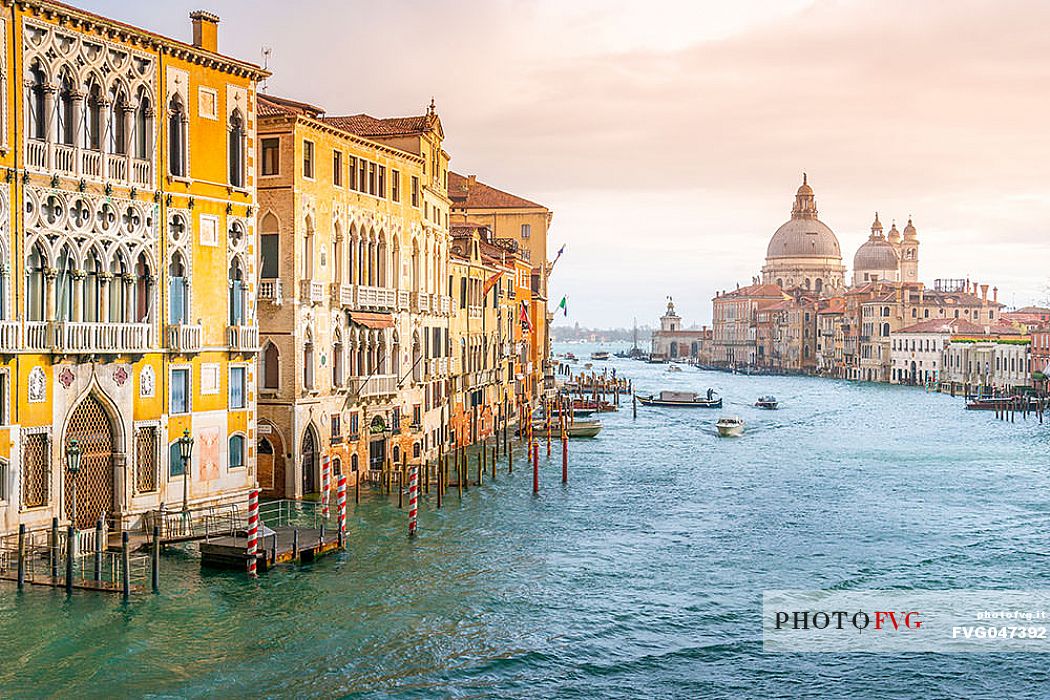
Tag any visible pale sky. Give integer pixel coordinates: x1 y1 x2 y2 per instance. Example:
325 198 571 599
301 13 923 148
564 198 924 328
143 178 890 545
84 0 1050 327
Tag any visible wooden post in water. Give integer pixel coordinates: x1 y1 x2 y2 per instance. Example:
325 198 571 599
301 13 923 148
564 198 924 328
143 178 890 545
292 529 300 561
477 447 483 486
50 517 59 580
152 525 161 593
633 392 637 419
65 525 74 594
457 448 464 499
355 471 361 504
16 523 26 590
120 531 130 599
532 439 539 494
491 443 497 480
94 519 103 581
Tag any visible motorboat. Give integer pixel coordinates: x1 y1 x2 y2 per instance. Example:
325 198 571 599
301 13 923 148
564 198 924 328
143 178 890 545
755 396 778 410
565 352 577 361
668 365 682 373
635 390 722 408
716 416 745 437
531 419 603 438
591 351 610 361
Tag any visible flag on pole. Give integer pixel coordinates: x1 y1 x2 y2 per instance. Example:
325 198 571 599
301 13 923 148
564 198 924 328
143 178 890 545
552 244 566 266
557 296 568 316
519 300 533 332
482 270 503 297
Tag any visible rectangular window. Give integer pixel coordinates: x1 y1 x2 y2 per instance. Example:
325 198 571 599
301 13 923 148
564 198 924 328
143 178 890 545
261 138 280 176
260 234 280 278
349 412 359 439
0 372 8 426
411 176 420 207
171 368 190 414
347 156 358 191
378 166 386 198
200 364 220 395
392 407 401 432
521 224 531 239
169 441 185 478
333 150 343 187
368 162 376 194
331 415 341 438
391 169 400 202
358 158 367 191
229 435 244 469
230 366 246 409
413 405 422 427
303 140 315 178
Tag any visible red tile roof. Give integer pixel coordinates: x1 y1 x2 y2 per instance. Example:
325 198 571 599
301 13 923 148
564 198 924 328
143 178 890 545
448 172 546 210
323 114 432 137
713 283 788 301
257 94 324 118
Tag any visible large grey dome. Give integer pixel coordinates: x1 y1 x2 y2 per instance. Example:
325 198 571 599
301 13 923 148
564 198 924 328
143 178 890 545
766 217 842 259
765 175 842 260
853 236 900 271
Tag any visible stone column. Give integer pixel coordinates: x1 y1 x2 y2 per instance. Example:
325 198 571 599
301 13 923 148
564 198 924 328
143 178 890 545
98 272 112 323
44 268 57 322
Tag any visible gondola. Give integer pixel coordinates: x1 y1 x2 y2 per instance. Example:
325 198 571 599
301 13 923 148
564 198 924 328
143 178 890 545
635 390 722 408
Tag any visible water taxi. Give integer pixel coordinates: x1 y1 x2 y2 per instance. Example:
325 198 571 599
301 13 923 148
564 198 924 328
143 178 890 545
532 419 603 438
716 417 745 437
591 351 610 361
668 365 682 373
636 390 722 408
755 396 778 410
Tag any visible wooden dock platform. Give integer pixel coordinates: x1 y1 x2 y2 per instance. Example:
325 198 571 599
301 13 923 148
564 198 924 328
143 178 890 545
199 526 342 572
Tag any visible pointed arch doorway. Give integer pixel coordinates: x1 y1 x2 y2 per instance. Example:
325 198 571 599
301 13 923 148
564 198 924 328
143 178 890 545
301 426 319 495
64 395 117 529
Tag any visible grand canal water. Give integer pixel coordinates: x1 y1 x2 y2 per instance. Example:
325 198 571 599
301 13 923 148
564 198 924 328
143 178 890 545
4 343 1050 698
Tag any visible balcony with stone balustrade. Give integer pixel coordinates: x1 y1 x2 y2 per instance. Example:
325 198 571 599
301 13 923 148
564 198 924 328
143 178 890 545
259 279 284 305
166 324 203 354
226 324 260 352
25 321 153 353
300 280 325 305
26 139 152 187
352 374 398 398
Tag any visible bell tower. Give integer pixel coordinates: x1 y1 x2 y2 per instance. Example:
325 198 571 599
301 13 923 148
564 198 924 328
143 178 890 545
661 297 681 332
901 217 919 282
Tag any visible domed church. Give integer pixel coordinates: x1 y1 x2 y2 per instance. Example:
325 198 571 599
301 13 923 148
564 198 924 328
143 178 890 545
852 213 920 286
761 175 846 294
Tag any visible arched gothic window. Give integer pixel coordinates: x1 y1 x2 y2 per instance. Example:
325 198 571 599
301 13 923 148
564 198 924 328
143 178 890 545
108 88 128 155
55 246 74 321
56 75 75 146
229 257 245 325
135 253 152 323
83 81 103 151
168 95 186 176
168 252 188 324
29 62 47 140
228 109 245 188
136 91 152 160
26 245 46 321
263 341 280 389
109 254 129 322
83 250 102 322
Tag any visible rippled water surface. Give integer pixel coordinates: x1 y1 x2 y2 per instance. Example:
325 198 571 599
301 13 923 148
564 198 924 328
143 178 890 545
4 343 1050 698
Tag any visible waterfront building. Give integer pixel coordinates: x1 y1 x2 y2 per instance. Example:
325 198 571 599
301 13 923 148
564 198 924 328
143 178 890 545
449 173 552 397
711 283 789 367
1030 326 1050 393
768 292 819 373
815 297 847 376
650 298 712 361
941 325 1030 394
761 175 846 294
1001 306 1050 333
447 222 523 445
254 94 452 497
0 6 266 537
888 318 981 385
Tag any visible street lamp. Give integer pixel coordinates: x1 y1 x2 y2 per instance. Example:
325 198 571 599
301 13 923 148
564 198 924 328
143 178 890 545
65 439 82 527
179 428 194 512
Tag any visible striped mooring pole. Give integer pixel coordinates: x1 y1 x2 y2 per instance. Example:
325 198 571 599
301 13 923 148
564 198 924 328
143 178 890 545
246 488 260 578
321 454 331 519
337 475 347 548
408 462 419 537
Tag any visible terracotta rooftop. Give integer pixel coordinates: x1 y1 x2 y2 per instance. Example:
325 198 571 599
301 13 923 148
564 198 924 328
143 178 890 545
323 114 433 137
257 94 324 118
448 172 546 210
714 283 788 301
897 318 1022 336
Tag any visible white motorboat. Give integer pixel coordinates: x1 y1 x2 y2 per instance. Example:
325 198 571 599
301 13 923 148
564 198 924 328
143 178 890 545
716 416 745 437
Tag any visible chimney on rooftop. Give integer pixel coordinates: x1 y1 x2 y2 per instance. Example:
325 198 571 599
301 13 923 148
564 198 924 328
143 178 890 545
190 11 220 52
993 286 998 304
981 284 989 303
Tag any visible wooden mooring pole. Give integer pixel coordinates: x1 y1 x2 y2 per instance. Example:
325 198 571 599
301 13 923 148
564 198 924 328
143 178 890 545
65 525 75 594
152 525 161 593
94 519 103 582
16 523 26 591
120 531 130 599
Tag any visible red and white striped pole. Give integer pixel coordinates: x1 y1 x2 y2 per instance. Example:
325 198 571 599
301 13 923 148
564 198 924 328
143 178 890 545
321 454 331 519
246 488 259 578
408 462 419 537
337 474 347 548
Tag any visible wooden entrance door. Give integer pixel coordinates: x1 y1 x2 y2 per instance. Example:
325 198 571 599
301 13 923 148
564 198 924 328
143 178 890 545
302 427 317 495
64 396 116 530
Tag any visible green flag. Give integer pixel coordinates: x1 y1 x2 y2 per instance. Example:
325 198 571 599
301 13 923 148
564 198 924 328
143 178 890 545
557 296 568 316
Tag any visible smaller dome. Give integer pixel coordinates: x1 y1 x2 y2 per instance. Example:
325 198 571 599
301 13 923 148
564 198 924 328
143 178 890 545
887 221 901 244
871 212 882 233
903 217 917 240
854 235 900 272
796 172 813 197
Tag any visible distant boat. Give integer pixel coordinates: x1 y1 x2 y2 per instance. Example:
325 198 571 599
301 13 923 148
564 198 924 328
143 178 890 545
636 390 722 408
591 351 610 360
668 365 682 373
755 396 778 410
532 419 603 438
716 416 745 437
965 396 1016 411
565 352 577 361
